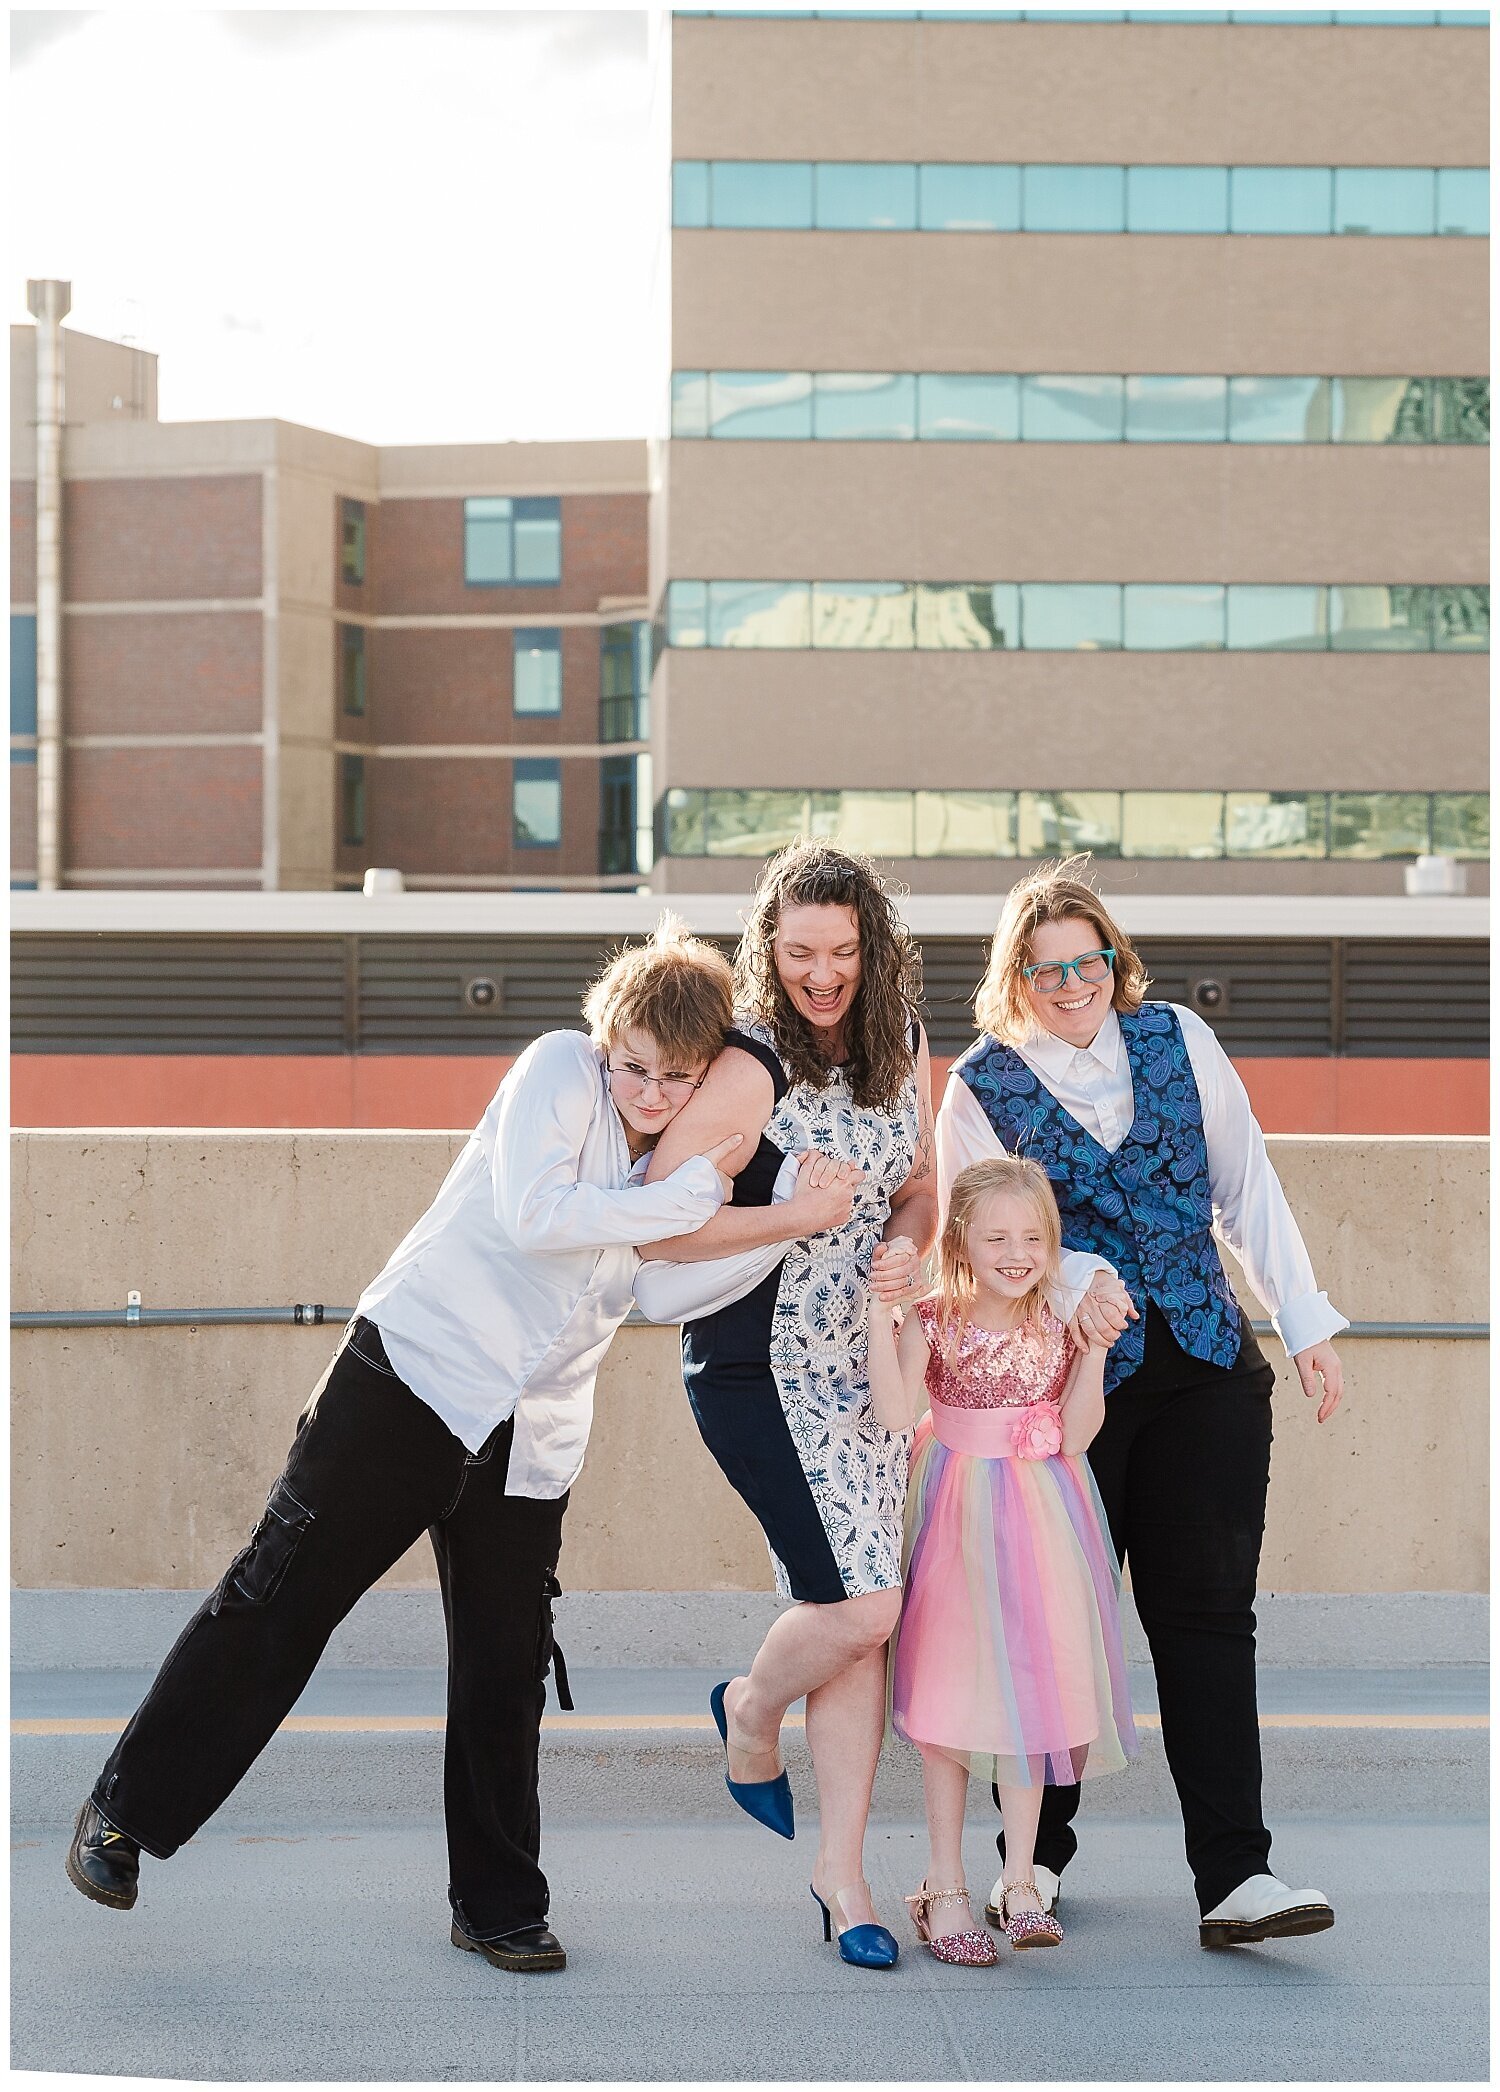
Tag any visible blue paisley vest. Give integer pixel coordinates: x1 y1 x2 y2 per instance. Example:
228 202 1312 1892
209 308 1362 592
954 1003 1242 1392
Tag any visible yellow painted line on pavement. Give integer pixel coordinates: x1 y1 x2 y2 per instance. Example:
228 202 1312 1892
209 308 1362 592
12 1711 1487 1737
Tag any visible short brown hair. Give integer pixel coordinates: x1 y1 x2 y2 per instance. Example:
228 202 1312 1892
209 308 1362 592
974 855 1150 1045
583 914 733 1069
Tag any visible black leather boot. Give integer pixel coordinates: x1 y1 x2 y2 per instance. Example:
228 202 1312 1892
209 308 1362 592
450 1918 566 1971
65 1800 141 1910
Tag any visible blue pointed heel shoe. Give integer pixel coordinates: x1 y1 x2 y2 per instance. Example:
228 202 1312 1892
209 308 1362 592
709 1681 794 1840
811 1882 900 1969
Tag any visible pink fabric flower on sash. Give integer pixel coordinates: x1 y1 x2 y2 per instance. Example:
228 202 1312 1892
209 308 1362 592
1011 1402 1063 1461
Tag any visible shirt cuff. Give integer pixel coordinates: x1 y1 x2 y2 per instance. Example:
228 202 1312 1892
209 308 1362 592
1272 1290 1350 1360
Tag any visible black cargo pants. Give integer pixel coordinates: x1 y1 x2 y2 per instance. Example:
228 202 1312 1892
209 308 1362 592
91 1318 569 1941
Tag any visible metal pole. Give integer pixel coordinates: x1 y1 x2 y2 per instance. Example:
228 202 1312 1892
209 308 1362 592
27 279 70 893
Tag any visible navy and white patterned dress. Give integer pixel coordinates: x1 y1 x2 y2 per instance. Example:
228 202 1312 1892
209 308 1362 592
681 1015 921 1603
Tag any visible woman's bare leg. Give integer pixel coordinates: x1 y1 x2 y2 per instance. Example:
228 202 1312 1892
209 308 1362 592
723 1587 901 1929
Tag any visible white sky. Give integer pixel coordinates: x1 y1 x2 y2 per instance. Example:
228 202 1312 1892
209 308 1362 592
11 8 657 444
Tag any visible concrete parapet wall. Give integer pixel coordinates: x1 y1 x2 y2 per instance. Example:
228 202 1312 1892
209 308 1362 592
10 1130 1489 1596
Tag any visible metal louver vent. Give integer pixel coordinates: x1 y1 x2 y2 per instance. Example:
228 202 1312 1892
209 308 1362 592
1344 941 1488 1057
11 938 348 1055
10 933 1488 1059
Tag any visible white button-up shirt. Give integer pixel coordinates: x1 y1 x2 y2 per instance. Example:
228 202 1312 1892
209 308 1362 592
936 1005 1347 1361
357 1028 725 1495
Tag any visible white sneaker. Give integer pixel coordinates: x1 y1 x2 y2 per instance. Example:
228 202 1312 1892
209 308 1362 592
985 1863 1060 1928
1199 1873 1335 1948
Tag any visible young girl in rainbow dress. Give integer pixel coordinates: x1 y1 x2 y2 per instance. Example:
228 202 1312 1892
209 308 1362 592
868 1155 1137 1967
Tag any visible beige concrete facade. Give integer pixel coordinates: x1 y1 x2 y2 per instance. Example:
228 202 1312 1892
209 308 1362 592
672 233 1488 384
8 1130 1489 1596
671 18 1487 169
653 15 1489 897
657 652 1488 795
662 442 1486 585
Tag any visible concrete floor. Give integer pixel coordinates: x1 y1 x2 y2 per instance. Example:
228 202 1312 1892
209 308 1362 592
13 1818 1486 2082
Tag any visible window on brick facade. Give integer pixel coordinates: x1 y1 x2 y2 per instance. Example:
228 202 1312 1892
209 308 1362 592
11 615 38 740
465 498 562 587
513 629 562 716
340 500 366 586
514 758 562 847
339 624 367 716
341 755 366 847
600 622 651 741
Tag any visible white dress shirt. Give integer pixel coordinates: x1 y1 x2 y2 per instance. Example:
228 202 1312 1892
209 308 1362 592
356 1028 725 1494
936 1005 1347 1361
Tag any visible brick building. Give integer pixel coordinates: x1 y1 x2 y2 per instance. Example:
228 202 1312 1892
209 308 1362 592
10 322 651 890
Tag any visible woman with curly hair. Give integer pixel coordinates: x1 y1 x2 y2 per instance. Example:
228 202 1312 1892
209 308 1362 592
642 841 1127 1968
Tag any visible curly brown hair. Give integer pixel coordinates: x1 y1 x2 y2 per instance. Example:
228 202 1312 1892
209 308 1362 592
733 839 922 1110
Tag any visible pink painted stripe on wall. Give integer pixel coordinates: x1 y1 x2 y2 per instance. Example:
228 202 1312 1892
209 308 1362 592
9 1053 1490 1137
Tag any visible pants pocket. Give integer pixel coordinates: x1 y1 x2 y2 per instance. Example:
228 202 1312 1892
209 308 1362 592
215 1478 317 1610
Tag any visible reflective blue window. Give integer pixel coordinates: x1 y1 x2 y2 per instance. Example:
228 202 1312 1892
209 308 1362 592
814 162 918 229
918 163 1021 230
1017 791 1122 858
1125 165 1229 232
1330 585 1432 651
464 496 561 587
1123 584 1226 649
812 581 917 647
710 371 813 438
1228 375 1332 442
666 580 708 648
1332 376 1429 442
916 583 1020 648
1225 585 1328 649
1230 11 1333 20
1436 167 1488 235
714 161 813 228
813 372 917 439
11 615 37 738
513 629 563 715
1021 583 1123 649
1022 163 1125 230
1333 166 1435 234
917 372 1020 440
1021 374 1124 440
513 759 562 849
707 580 812 647
1433 585 1489 650
1229 165 1333 232
1124 375 1229 440
673 160 709 228
671 370 709 438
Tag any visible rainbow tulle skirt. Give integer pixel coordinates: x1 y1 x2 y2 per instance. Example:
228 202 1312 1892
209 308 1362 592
888 1402 1138 1788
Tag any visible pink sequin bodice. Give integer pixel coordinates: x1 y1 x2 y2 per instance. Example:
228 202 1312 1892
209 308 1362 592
915 1299 1075 1411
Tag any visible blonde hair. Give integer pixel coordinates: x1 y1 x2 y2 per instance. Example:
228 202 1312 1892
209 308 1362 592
582 914 733 1069
934 1157 1062 1352
974 854 1150 1045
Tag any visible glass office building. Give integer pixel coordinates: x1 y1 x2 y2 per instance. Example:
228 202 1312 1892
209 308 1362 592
651 9 1488 896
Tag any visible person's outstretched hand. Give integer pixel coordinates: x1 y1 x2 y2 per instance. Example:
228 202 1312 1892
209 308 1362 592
1294 1341 1344 1424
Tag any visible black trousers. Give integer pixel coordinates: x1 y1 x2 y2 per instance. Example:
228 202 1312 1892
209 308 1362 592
91 1319 569 1942
997 1306 1276 1916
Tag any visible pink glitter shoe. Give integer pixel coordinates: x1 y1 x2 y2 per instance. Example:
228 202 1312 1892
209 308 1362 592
1001 1877 1065 1950
905 1883 999 1967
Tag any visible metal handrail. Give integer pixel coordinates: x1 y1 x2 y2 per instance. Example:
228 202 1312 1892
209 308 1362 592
9 1305 1489 1338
